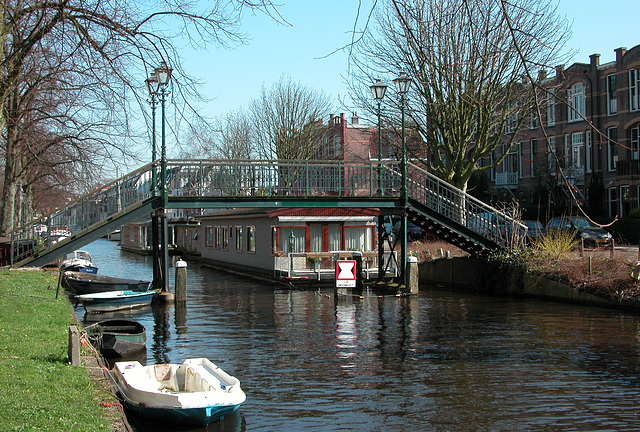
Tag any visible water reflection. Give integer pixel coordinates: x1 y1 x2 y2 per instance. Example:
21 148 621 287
76 239 640 431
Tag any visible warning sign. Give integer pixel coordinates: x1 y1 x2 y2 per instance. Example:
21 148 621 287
336 260 357 288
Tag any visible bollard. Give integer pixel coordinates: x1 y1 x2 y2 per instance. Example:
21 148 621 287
175 259 187 304
406 256 419 295
68 326 81 366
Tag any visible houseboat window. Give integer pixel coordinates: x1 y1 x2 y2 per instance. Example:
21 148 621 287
235 226 243 251
205 227 213 248
214 226 221 249
247 226 255 252
328 224 341 250
222 226 229 250
344 226 373 251
310 224 322 252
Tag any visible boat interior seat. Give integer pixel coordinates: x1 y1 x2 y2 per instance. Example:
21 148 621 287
184 362 224 393
152 364 180 392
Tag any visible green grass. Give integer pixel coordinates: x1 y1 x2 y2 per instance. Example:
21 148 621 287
0 270 112 432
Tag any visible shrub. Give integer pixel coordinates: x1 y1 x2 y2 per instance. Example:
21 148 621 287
629 207 640 219
530 229 578 260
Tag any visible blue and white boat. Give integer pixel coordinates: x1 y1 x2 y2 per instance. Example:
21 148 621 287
110 358 246 427
76 289 157 314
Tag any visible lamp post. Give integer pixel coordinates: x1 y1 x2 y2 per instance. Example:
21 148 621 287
393 71 411 286
370 79 388 195
146 61 172 293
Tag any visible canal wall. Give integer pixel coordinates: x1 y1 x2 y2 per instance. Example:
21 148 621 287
419 256 637 310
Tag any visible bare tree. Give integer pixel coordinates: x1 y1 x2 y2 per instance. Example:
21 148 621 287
249 76 333 160
0 0 280 234
348 0 571 193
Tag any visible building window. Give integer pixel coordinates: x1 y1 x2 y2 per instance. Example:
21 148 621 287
607 127 617 172
606 74 617 115
630 68 640 112
567 82 585 122
571 132 584 168
631 125 640 160
548 136 556 175
585 131 592 173
530 112 539 129
247 226 255 252
205 226 213 248
530 139 537 178
506 101 518 134
235 226 243 251
222 226 229 250
547 89 556 126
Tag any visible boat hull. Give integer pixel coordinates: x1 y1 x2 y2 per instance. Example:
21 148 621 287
85 319 146 358
64 272 150 295
121 400 241 428
77 290 157 313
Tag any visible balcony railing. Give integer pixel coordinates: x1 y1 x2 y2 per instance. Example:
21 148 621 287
495 172 519 186
616 159 640 177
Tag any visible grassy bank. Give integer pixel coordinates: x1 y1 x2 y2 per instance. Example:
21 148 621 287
0 270 113 432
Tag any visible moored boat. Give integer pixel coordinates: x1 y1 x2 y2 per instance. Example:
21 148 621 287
110 358 246 427
84 319 146 358
76 289 157 314
60 250 97 273
63 272 151 295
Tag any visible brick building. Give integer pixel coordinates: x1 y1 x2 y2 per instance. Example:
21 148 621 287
483 44 640 219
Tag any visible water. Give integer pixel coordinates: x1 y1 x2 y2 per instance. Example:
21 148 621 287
78 239 640 431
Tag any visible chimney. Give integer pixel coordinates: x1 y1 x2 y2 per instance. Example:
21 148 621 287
555 64 565 80
351 112 359 125
615 47 627 64
537 70 547 81
590 53 600 68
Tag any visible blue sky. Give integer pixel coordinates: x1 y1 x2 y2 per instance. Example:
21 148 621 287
179 0 639 122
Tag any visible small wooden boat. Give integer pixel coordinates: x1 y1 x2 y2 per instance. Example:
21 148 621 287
76 290 157 314
84 319 146 358
60 250 97 273
110 358 246 427
63 271 151 295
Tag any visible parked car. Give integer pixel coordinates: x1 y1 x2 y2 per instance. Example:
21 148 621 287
392 221 427 241
545 216 613 248
522 220 545 242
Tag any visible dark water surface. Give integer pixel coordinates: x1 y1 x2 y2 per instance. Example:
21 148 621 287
78 239 640 431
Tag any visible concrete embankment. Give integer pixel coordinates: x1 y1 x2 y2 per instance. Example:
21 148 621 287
419 257 638 311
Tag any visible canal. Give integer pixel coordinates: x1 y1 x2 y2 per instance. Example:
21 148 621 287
77 239 640 431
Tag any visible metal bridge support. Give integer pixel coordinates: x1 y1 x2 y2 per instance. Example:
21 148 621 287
151 210 170 292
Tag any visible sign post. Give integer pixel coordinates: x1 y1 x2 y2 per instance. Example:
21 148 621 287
336 260 357 288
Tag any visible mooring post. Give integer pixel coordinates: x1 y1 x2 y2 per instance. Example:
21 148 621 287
406 256 419 295
175 259 187 304
68 326 80 366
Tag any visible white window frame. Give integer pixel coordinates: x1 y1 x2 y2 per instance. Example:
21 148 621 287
547 89 556 126
607 127 617 172
571 132 584 168
630 68 640 112
568 82 585 123
606 74 617 115
631 125 640 160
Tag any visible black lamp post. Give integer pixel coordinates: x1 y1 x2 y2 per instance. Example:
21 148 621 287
146 72 158 195
393 71 411 285
370 78 388 195
288 231 296 276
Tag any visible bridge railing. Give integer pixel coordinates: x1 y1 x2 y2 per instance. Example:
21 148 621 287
165 159 403 198
6 164 156 265
405 163 527 245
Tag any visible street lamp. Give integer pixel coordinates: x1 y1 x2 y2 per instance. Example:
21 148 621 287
393 71 411 286
370 78 387 195
146 61 172 200
146 60 172 293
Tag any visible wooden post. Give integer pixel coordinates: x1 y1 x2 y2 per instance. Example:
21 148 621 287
175 259 187 304
68 326 80 366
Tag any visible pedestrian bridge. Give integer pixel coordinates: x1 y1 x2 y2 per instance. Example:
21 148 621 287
6 159 524 268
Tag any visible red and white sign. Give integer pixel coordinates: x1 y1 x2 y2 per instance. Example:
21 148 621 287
336 260 357 288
